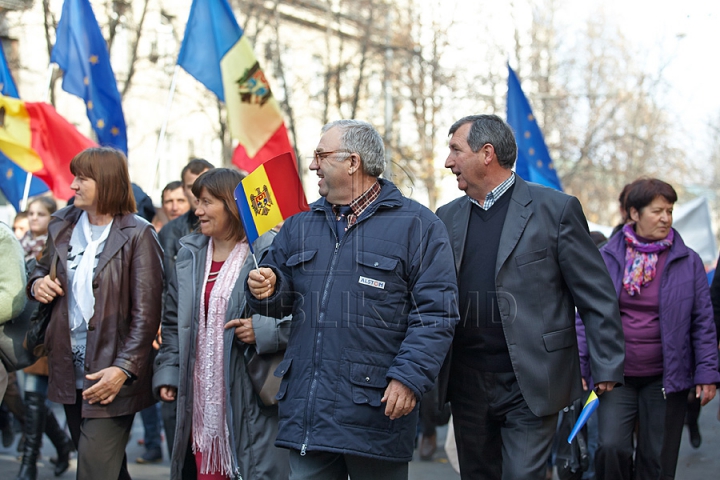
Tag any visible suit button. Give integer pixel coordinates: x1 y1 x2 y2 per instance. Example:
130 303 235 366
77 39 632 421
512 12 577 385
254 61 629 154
88 325 95 331
84 366 90 372
92 282 98 289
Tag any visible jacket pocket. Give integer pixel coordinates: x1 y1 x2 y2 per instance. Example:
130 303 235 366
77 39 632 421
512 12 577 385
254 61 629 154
356 252 399 271
542 326 576 352
285 250 317 269
334 361 391 431
349 363 388 407
353 252 399 301
273 357 292 401
515 248 547 267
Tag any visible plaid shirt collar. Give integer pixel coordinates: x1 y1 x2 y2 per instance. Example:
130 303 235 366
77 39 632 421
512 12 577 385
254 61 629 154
468 172 515 210
333 181 381 227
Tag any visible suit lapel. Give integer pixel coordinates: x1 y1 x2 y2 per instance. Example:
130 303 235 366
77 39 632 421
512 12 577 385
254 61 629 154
452 198 472 272
496 177 533 276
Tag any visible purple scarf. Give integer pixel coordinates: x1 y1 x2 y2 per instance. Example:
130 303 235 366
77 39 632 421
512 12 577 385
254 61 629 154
622 223 673 296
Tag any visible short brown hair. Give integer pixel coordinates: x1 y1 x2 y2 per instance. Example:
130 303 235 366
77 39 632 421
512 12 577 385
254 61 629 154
625 178 677 214
70 147 136 216
191 168 246 242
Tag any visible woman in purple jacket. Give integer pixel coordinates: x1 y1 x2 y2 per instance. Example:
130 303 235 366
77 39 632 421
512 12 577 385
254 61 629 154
581 178 719 480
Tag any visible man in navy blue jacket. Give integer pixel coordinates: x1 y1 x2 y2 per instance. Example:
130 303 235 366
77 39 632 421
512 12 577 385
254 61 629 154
247 120 459 480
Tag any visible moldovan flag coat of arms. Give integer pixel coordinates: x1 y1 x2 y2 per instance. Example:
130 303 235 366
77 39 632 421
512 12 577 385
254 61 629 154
235 152 309 248
177 0 294 172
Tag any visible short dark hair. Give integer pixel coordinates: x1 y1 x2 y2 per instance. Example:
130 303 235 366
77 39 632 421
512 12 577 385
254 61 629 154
624 178 677 214
448 114 517 169
28 196 58 215
70 147 136 216
191 168 246 242
181 158 215 183
162 180 183 202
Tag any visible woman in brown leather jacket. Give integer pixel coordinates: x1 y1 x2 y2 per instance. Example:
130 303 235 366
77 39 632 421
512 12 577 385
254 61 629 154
28 147 163 480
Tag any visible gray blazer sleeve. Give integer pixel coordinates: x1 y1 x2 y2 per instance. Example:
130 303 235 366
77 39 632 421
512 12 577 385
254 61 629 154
559 197 625 385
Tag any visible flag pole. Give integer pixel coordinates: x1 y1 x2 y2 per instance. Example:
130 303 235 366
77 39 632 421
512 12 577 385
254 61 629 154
150 65 180 195
20 172 32 211
44 64 55 102
21 63 58 211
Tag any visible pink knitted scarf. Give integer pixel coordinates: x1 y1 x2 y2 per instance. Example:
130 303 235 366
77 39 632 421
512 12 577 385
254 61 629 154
192 239 248 476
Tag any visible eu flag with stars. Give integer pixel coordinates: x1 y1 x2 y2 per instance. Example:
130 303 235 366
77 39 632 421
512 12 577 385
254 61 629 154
0 44 49 211
506 64 562 191
51 0 127 154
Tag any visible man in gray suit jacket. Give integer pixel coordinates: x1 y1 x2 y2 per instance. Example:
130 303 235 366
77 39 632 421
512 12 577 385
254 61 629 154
436 114 625 479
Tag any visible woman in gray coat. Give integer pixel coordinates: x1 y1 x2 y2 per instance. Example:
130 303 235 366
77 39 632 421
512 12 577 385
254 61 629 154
153 168 290 480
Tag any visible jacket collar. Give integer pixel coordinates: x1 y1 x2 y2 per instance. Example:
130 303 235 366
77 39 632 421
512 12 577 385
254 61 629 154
496 176 533 275
603 226 689 268
49 206 142 279
448 175 533 275
310 178 404 217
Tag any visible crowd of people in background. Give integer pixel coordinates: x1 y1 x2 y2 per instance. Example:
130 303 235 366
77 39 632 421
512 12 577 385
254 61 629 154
0 115 719 480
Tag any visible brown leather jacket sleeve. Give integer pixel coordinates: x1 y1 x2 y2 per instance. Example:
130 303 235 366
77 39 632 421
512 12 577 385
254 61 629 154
112 224 164 377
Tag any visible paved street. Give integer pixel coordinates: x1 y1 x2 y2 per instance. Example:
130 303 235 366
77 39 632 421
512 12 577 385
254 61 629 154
1 395 718 479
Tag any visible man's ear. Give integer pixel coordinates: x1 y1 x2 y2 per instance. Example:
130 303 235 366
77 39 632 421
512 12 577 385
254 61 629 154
348 154 361 175
481 143 495 165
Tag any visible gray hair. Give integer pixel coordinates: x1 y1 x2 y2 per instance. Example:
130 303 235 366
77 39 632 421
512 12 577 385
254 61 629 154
322 120 385 177
448 115 517 169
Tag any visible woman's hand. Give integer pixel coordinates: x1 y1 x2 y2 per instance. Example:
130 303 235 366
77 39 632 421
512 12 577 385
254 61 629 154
225 318 255 344
32 275 64 304
696 384 716 407
160 386 177 402
82 366 127 405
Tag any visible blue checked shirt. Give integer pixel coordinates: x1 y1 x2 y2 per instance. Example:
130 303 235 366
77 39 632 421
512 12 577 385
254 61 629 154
468 172 516 210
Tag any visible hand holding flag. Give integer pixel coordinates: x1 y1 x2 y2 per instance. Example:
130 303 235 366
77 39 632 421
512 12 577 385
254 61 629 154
234 152 309 263
567 390 599 444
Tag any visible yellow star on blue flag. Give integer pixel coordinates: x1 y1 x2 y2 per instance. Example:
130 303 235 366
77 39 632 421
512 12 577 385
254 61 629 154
51 0 127 154
507 64 562 190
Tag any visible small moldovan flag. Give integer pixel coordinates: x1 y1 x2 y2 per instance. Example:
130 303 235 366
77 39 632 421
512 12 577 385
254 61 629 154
234 152 309 251
567 390 599 444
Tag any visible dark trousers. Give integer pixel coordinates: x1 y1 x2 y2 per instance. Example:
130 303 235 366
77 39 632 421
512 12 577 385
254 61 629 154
161 399 177 456
288 449 408 480
449 362 558 480
595 376 688 480
139 402 162 452
64 390 135 480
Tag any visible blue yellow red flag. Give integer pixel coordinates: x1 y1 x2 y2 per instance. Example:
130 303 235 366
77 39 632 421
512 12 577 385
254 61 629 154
0 94 96 201
178 0 294 172
51 0 127 154
567 390 599 444
0 45 50 209
234 152 309 250
507 64 562 191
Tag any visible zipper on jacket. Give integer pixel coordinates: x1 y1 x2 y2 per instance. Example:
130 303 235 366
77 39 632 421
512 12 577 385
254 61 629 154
661 387 666 399
300 214 346 456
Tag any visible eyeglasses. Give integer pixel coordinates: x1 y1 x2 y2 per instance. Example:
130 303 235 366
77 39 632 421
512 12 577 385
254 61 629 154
313 149 351 163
